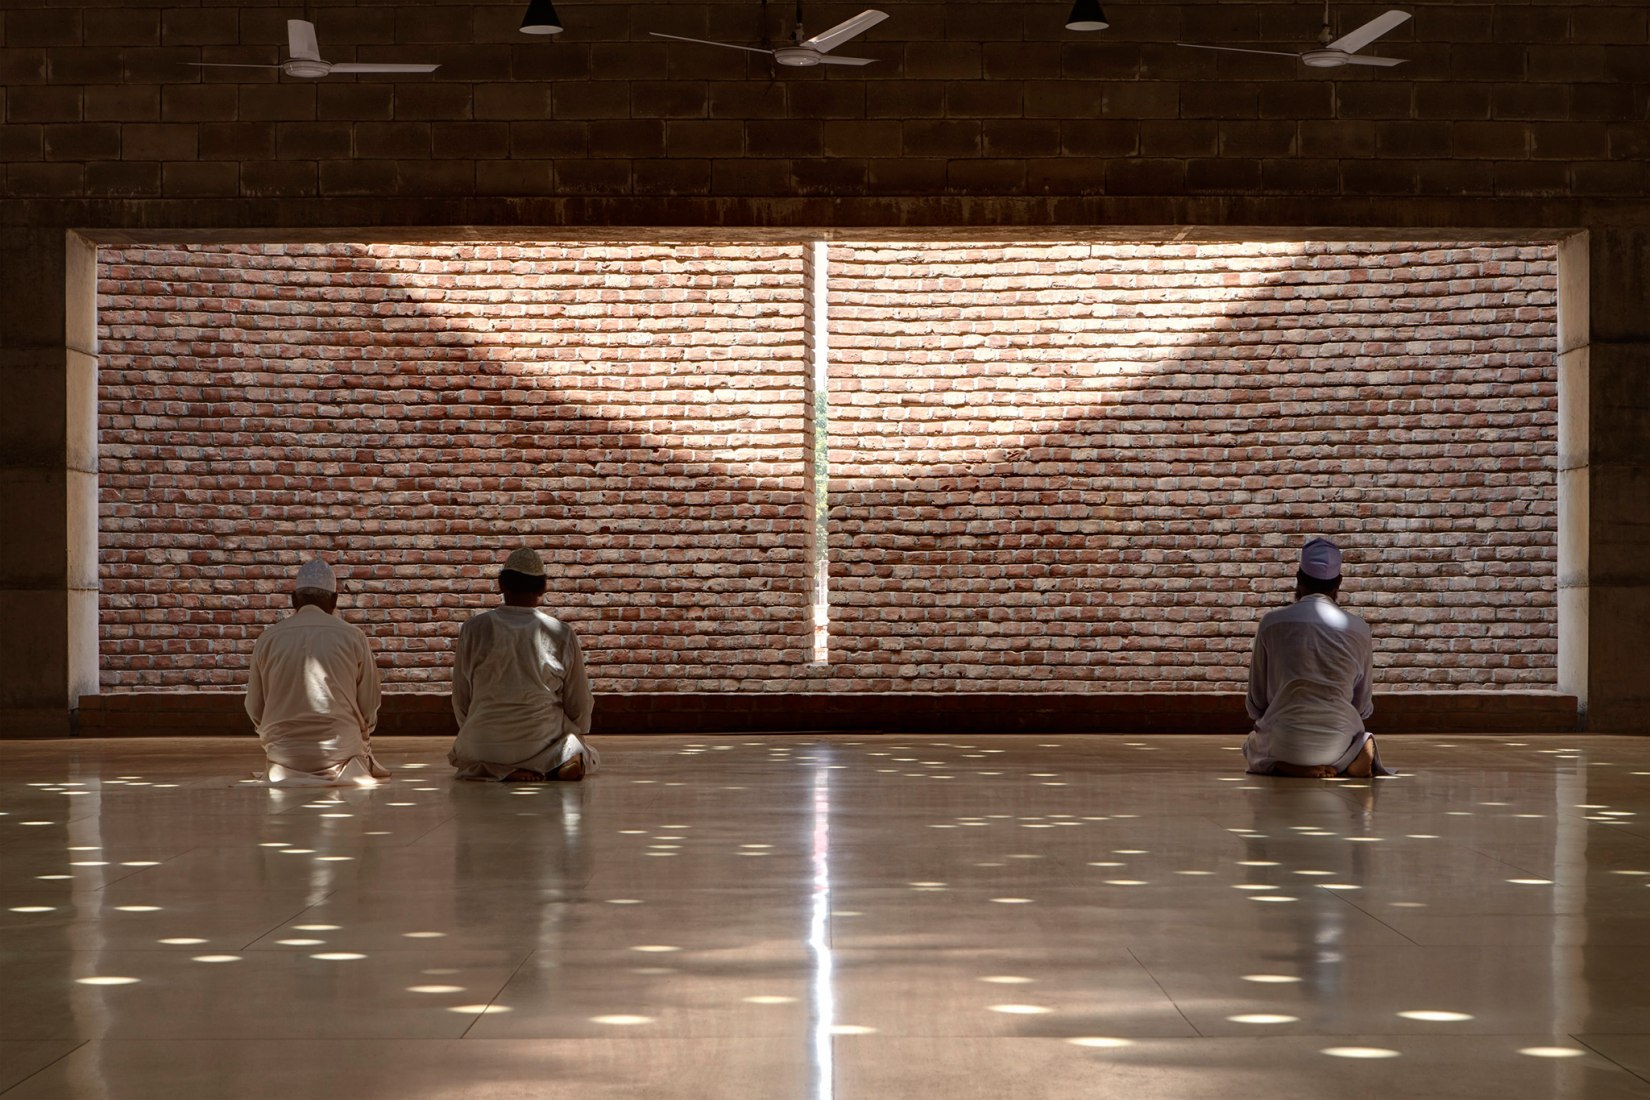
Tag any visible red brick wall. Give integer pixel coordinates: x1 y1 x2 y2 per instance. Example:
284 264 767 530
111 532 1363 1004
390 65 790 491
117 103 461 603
97 239 1557 693
97 242 811 689
825 241 1558 689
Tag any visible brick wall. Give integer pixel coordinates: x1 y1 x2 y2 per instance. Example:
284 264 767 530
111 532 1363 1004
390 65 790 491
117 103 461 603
97 239 1557 693
826 240 1559 690
97 242 811 690
3 3 1644 204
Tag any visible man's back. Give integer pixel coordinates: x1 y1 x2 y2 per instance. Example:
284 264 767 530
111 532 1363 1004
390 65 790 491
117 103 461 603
451 606 591 763
247 605 377 744
1247 594 1373 745
447 546 599 783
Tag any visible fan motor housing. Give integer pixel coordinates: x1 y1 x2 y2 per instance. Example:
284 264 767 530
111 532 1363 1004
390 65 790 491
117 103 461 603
773 47 823 66
282 59 332 78
1299 49 1347 67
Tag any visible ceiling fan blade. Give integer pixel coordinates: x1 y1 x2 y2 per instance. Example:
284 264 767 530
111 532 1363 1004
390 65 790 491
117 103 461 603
1327 9 1410 54
287 19 323 62
1340 54 1406 66
798 9 888 53
816 54 877 65
1175 42 1302 58
648 32 776 56
329 63 441 73
185 62 285 68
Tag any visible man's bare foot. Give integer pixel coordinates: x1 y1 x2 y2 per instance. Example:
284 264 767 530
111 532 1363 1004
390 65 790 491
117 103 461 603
503 768 545 782
551 755 586 782
1343 738 1376 778
1273 761 1339 779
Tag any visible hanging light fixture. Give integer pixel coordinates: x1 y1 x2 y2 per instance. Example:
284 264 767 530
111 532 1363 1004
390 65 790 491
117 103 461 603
1065 0 1109 31
519 0 564 34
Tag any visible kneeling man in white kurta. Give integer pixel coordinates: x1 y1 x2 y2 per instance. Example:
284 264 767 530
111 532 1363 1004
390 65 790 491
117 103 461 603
245 559 389 787
449 547 598 782
1243 538 1391 779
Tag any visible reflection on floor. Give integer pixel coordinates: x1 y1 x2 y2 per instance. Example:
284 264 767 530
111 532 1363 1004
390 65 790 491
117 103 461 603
1 734 1648 1099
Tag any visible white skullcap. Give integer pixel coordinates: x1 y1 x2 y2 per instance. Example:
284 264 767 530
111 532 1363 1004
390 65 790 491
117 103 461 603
503 547 546 577
1299 538 1342 581
294 558 337 593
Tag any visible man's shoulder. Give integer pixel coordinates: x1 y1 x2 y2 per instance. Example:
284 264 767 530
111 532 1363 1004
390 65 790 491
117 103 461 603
1256 603 1298 629
256 611 302 639
336 615 372 641
460 607 503 630
1257 598 1369 630
1265 598 1372 636
457 607 517 642
254 609 369 653
305 609 371 640
521 608 577 645
535 609 576 637
461 606 574 636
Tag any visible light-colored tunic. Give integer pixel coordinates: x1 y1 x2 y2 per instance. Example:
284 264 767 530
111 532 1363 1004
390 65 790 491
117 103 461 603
245 604 387 786
1243 594 1378 774
450 606 597 780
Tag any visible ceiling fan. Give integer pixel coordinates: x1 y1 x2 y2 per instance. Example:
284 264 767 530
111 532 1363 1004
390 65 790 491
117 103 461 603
1178 6 1411 68
188 19 440 78
650 3 888 67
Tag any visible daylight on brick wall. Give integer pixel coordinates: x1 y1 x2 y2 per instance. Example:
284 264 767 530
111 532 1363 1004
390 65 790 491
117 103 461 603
98 239 1558 695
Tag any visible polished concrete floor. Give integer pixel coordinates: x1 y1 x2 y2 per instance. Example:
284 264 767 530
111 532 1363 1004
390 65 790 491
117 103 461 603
2 734 1648 1099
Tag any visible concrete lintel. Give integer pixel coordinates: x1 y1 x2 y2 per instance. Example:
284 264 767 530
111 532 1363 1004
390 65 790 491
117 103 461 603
70 222 1583 249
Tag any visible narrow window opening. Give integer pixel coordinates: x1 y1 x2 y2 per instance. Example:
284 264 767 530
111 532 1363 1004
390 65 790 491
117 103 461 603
804 240 831 665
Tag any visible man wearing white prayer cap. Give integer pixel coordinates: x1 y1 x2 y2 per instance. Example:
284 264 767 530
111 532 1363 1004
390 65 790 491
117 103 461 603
244 558 388 786
1243 537 1389 778
449 546 598 782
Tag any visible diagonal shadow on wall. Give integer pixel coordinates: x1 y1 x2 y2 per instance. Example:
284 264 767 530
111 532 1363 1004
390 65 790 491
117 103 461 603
95 238 1558 696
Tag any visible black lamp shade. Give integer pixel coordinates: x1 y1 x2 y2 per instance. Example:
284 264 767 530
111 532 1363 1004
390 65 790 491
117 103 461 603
1066 0 1109 31
520 0 564 35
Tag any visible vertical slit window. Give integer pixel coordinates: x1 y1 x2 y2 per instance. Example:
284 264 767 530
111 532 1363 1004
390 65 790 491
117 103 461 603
804 240 831 665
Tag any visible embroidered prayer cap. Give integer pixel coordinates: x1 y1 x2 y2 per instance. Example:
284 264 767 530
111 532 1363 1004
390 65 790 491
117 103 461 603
294 558 337 593
503 547 546 577
1299 537 1342 581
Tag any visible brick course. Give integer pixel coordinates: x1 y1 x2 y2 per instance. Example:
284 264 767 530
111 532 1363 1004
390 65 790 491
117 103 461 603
97 240 1557 695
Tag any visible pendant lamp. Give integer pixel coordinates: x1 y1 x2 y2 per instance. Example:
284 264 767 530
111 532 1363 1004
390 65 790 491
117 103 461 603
1066 0 1109 31
520 0 564 34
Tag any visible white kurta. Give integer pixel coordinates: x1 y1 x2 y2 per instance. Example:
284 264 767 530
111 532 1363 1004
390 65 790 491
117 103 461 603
449 606 597 780
245 604 387 786
1244 594 1379 774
